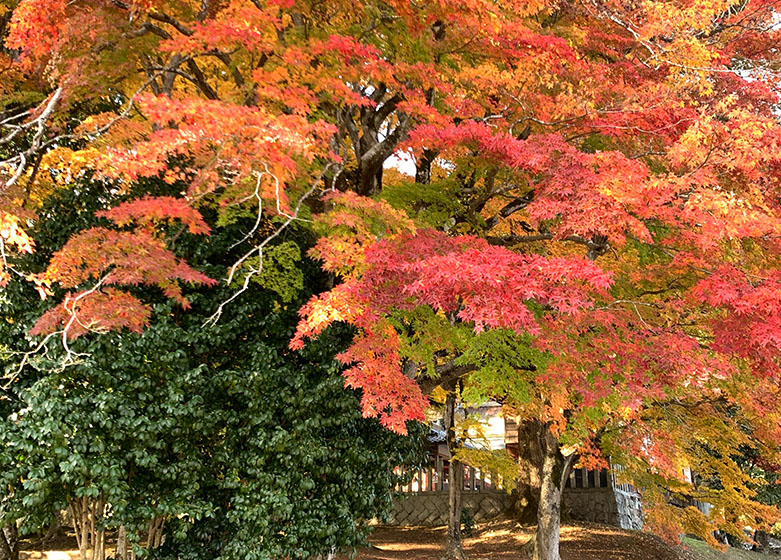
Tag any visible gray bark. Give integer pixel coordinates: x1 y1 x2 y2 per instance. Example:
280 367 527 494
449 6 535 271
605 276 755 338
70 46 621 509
753 530 770 553
442 390 466 560
0 523 17 560
530 424 574 560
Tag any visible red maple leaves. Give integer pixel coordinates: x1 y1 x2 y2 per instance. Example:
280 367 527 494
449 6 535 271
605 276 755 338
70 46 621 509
96 195 211 235
694 266 781 378
294 229 613 431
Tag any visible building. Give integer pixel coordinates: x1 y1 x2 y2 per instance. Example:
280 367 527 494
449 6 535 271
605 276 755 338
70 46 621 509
388 406 643 529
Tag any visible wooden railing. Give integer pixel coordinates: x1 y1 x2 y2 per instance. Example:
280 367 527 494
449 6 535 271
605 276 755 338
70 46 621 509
564 467 612 490
396 460 507 493
563 462 638 494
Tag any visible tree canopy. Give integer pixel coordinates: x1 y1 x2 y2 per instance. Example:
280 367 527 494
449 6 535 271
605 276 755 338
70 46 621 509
0 0 780 559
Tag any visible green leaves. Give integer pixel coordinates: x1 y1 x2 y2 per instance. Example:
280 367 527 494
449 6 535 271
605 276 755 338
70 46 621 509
239 240 304 303
458 329 547 407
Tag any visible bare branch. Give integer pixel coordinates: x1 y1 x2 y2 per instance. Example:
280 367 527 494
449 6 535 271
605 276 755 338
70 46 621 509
204 162 341 326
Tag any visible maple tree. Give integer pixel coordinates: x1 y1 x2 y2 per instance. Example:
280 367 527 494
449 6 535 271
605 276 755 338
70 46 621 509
0 0 780 559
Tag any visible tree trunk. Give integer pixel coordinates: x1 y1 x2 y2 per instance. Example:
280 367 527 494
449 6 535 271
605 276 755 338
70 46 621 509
147 516 166 550
415 148 437 185
0 523 18 560
514 417 544 524
753 530 770 553
69 499 89 560
9 524 17 560
442 390 466 560
117 525 128 560
531 424 574 560
534 446 562 560
69 494 108 560
42 511 63 546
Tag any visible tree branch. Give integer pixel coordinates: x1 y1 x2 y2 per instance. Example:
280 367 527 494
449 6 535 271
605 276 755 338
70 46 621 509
146 11 194 36
486 233 610 260
416 361 477 396
484 190 535 229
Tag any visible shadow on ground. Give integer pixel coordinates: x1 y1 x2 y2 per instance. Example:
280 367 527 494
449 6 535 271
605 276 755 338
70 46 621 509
335 518 695 560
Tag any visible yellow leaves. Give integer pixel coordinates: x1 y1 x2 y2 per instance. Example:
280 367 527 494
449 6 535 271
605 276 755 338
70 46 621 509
73 112 122 137
310 191 416 278
0 210 34 255
668 116 714 170
662 37 718 96
680 506 727 549
430 385 448 404
25 272 52 299
0 210 35 289
29 146 100 204
641 0 734 36
453 447 518 492
508 0 549 19
455 414 491 441
546 388 570 436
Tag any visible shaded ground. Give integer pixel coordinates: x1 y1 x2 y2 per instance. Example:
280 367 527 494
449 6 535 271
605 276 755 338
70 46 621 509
334 519 748 560
19 520 771 560
20 531 82 560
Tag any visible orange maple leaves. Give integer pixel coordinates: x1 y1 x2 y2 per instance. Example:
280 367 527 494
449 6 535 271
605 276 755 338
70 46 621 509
5 0 66 69
31 197 214 339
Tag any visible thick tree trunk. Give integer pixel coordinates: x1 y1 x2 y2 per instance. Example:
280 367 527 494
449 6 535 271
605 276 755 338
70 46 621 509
514 417 544 524
533 448 563 560
530 424 574 560
442 390 466 560
357 164 383 197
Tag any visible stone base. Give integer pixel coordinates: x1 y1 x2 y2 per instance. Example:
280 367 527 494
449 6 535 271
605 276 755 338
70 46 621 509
387 491 514 526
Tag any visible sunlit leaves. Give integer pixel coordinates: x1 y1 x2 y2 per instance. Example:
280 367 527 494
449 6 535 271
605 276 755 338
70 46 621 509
30 198 214 339
294 229 612 432
97 195 210 234
5 0 66 68
309 191 416 278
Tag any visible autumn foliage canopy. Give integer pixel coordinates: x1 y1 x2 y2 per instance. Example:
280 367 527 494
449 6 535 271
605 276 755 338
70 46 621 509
1 0 780 545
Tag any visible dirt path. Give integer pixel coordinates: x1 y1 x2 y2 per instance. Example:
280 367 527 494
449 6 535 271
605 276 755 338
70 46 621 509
336 519 694 560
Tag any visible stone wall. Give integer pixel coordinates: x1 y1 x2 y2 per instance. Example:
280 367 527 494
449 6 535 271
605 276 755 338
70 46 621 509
614 488 643 530
388 464 643 529
387 491 514 526
562 487 620 526
561 486 643 530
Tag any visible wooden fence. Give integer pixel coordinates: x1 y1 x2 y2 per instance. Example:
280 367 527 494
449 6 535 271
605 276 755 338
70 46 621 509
396 461 507 494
